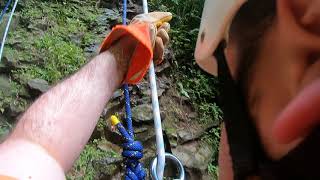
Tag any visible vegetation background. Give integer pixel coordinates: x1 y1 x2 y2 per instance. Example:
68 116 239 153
0 0 222 179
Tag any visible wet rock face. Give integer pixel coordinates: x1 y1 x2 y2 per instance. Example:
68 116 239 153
27 78 50 95
97 0 143 19
0 49 21 73
0 14 21 42
172 141 213 179
100 81 217 179
96 0 118 9
177 122 215 143
0 75 12 97
173 141 213 171
132 104 153 123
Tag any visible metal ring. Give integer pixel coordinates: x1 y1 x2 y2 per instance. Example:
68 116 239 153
150 153 185 180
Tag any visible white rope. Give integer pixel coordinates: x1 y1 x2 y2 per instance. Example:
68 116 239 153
142 0 166 179
0 0 19 61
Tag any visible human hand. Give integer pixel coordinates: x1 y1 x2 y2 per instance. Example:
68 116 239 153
130 12 172 64
100 12 172 84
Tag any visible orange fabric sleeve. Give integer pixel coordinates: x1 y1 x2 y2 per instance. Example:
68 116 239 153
100 23 153 84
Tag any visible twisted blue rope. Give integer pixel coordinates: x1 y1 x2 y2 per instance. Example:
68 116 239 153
0 0 13 24
124 84 134 138
118 0 145 179
115 122 145 180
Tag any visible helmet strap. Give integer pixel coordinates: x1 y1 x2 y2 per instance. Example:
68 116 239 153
215 41 262 179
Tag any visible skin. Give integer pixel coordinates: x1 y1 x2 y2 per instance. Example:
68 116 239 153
0 37 136 179
219 0 320 179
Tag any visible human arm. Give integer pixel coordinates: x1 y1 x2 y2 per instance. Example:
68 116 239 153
0 37 136 179
0 12 172 179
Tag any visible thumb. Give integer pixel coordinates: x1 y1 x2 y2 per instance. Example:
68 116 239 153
149 12 172 27
132 12 172 27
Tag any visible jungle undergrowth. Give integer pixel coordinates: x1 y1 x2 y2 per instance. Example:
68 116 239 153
10 0 101 84
2 0 112 178
67 139 121 180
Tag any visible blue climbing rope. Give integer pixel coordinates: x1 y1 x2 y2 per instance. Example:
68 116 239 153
111 116 145 180
0 0 13 23
123 84 134 138
110 0 146 179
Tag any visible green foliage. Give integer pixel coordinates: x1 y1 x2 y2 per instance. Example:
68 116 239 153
0 119 11 139
177 69 222 125
150 0 204 62
150 0 205 28
68 139 120 180
0 79 26 114
17 34 85 83
203 127 221 179
11 0 103 84
150 0 221 124
208 163 219 179
74 143 105 179
203 127 220 162
199 103 222 124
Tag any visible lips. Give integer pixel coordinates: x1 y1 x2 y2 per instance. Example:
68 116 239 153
273 78 320 144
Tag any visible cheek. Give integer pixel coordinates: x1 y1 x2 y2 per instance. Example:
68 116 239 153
249 70 302 159
247 35 306 159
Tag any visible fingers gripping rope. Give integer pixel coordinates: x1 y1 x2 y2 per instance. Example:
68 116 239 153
111 116 146 180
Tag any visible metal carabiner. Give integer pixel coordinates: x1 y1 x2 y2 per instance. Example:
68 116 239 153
150 153 185 180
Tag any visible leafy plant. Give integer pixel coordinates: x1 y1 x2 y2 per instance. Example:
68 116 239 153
203 127 221 179
11 0 103 84
68 139 120 180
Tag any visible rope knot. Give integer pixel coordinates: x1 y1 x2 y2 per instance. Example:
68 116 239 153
111 116 146 180
123 141 145 180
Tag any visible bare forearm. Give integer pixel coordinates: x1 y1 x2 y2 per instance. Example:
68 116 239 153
9 50 123 171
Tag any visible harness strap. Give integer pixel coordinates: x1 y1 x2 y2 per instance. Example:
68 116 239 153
215 42 261 180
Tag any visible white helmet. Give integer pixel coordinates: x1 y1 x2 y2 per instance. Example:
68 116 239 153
195 0 247 75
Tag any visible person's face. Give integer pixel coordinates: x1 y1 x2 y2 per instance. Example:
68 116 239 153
228 0 320 160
